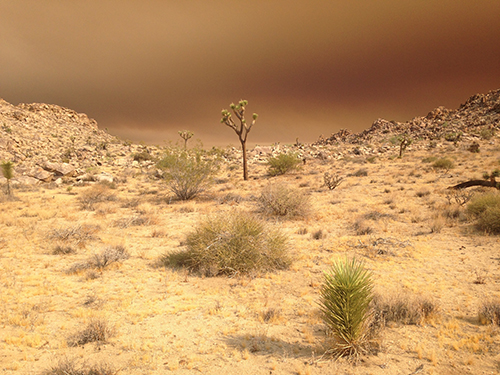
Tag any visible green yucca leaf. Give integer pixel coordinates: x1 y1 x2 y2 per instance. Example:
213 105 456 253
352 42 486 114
319 257 373 357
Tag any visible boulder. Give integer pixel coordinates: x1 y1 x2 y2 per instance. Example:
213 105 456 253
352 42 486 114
43 161 76 177
95 172 113 184
14 176 40 185
28 167 53 182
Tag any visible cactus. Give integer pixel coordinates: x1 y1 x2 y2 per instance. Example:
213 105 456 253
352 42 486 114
221 100 258 180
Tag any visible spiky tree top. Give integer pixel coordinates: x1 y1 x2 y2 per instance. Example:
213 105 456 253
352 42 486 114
220 100 258 144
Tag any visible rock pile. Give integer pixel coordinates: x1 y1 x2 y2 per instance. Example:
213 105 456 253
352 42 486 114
0 99 136 184
315 89 500 146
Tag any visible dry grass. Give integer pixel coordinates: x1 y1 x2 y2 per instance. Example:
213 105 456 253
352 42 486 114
67 317 115 346
78 184 117 210
42 358 117 375
2 138 500 374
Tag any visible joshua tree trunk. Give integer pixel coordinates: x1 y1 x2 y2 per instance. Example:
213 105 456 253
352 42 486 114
241 140 248 181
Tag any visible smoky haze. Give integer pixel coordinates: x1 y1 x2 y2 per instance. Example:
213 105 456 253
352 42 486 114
1 1 500 146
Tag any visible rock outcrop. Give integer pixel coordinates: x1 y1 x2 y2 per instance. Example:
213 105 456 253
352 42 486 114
315 89 500 146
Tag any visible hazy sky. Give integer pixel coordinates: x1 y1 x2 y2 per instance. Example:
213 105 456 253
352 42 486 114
1 1 499 146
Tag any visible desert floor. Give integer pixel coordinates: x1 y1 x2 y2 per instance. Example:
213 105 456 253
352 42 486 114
1 139 499 375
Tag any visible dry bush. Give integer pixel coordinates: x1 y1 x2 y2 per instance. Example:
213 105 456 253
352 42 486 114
349 168 368 177
67 245 129 274
371 293 437 327
42 357 117 375
478 301 500 325
67 317 115 347
467 192 500 234
312 229 326 240
113 214 156 228
161 211 291 276
260 308 282 323
78 184 117 210
49 224 100 247
430 215 446 233
52 245 76 255
218 192 243 205
353 219 373 236
257 183 311 218
432 157 454 171
323 172 343 190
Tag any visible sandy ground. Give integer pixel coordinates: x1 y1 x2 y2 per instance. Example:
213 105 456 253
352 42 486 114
1 139 499 374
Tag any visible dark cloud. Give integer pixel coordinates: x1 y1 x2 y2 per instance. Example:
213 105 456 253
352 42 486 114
1 1 499 145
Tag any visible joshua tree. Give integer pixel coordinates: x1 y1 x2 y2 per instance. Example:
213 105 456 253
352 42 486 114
221 100 258 180
1 161 13 195
178 130 194 149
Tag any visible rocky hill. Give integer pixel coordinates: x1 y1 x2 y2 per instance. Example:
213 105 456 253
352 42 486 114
315 88 500 145
0 100 156 185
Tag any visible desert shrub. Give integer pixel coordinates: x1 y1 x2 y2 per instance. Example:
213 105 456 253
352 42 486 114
432 158 454 170
467 192 500 234
257 183 311 218
114 214 155 228
353 219 373 235
444 131 462 142
68 317 114 347
78 184 116 210
319 258 374 357
67 245 129 274
157 147 219 200
267 152 302 176
53 245 76 255
350 168 368 177
323 172 343 190
219 192 243 204
480 127 495 140
478 300 500 325
422 156 437 163
49 224 100 247
312 229 326 240
415 189 430 198
132 150 154 162
371 293 437 327
42 358 116 375
161 211 291 276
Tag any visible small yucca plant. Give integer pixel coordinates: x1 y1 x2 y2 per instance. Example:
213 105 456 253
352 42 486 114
319 257 374 358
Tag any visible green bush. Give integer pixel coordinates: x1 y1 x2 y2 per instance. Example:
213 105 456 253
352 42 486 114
157 148 219 200
319 258 374 357
267 152 302 176
161 211 291 276
257 183 311 218
432 157 454 170
467 192 500 234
